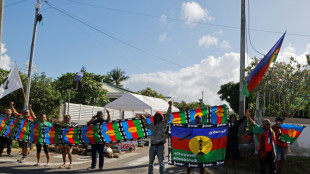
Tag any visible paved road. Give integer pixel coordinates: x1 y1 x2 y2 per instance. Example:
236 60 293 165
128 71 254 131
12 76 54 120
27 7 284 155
0 144 252 174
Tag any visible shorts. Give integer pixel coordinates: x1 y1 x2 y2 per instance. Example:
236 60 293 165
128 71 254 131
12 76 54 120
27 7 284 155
276 146 286 161
19 141 32 148
36 144 49 154
58 145 73 155
225 142 240 160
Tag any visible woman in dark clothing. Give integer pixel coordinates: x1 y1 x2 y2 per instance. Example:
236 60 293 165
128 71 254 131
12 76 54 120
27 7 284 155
224 114 246 174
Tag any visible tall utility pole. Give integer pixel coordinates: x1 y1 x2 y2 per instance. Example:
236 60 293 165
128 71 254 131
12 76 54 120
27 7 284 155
24 0 41 109
0 0 4 57
239 0 246 123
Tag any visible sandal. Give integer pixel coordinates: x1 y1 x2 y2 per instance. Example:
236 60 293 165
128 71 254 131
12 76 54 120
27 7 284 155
34 163 40 166
59 164 66 169
44 164 49 167
67 164 73 169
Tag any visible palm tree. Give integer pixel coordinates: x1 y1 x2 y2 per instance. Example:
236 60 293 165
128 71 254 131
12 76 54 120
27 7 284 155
108 67 129 87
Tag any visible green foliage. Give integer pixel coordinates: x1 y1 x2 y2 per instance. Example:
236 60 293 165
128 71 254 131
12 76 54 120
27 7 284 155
217 82 241 113
137 87 165 99
29 72 62 120
174 100 210 111
107 67 129 87
53 72 109 106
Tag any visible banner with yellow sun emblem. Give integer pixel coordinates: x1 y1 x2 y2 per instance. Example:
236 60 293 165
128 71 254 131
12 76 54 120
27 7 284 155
168 124 228 168
280 124 305 144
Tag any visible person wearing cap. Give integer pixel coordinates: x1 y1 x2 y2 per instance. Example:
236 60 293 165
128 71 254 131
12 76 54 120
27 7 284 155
224 114 246 174
272 117 286 174
0 107 14 157
141 101 173 174
87 110 111 171
246 109 276 174
10 102 36 163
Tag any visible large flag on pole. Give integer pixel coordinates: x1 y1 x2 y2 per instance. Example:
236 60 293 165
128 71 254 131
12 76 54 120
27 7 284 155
242 32 286 97
0 64 23 99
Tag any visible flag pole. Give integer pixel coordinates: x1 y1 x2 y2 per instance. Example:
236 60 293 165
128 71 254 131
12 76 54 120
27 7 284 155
15 62 28 108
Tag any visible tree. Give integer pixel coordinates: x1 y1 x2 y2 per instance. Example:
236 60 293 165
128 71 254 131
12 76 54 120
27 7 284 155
108 67 129 87
174 101 210 111
217 82 241 114
53 72 109 106
137 87 165 99
28 72 62 120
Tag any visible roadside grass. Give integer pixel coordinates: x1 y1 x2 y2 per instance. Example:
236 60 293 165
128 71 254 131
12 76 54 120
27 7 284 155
234 155 310 173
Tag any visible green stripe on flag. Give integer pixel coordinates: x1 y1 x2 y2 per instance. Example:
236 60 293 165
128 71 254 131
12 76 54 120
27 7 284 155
133 119 144 138
201 108 208 124
242 83 250 97
281 134 297 143
112 122 123 141
222 104 228 123
73 128 80 144
92 125 101 143
171 148 226 163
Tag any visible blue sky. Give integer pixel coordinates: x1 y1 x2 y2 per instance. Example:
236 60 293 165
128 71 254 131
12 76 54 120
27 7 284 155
1 0 310 105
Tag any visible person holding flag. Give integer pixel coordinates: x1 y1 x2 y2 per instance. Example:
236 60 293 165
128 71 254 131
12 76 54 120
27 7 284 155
11 102 36 163
33 113 52 167
86 110 111 171
141 101 172 174
246 109 276 174
272 117 287 174
0 108 14 157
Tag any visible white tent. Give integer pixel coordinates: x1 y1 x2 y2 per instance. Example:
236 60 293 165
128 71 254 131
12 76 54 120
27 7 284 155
105 92 179 119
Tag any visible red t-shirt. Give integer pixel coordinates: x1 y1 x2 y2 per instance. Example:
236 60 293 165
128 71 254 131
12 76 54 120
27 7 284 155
272 125 287 148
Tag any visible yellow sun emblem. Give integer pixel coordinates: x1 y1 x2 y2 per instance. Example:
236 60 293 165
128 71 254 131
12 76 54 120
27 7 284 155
189 136 212 155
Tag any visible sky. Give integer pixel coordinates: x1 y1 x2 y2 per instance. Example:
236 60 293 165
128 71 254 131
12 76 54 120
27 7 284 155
0 0 309 106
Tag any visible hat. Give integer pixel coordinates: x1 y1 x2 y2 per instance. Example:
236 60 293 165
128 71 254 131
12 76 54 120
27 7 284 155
154 111 164 119
263 118 271 124
275 117 285 122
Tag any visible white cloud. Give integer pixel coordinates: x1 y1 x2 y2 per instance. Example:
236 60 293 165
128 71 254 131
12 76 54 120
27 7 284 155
124 52 242 106
159 33 167 41
278 43 308 66
160 14 167 23
220 40 231 49
181 2 214 26
198 35 218 48
0 43 11 70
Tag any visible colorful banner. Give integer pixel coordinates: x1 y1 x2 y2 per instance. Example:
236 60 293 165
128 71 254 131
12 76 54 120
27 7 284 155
211 105 228 124
189 108 209 124
168 124 228 168
280 124 305 144
121 119 146 140
101 122 124 143
169 110 188 124
0 115 11 134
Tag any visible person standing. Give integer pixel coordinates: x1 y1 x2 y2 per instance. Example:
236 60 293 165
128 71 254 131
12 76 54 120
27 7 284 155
246 109 276 174
87 110 111 171
33 114 52 167
0 108 14 157
272 117 287 174
141 101 172 174
11 102 36 163
224 114 246 174
54 114 75 169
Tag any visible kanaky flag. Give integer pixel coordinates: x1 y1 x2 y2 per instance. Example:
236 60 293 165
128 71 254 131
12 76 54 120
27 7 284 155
0 115 11 134
169 124 228 167
62 127 80 144
81 124 103 144
29 123 43 144
169 110 188 124
242 32 286 97
189 108 209 124
0 64 23 99
280 124 305 144
122 119 145 140
4 118 20 138
211 105 228 124
101 122 123 143
44 127 61 145
15 119 32 141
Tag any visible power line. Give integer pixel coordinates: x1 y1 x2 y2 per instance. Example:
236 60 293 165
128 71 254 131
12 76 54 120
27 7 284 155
66 0 310 38
247 0 264 56
45 1 184 68
4 0 28 8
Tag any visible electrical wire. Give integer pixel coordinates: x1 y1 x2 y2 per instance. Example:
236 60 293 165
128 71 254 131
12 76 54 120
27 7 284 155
45 1 184 68
66 0 310 38
4 0 29 8
247 0 264 56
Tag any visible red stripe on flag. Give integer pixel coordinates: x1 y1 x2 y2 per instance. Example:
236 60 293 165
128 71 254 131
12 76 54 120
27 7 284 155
19 119 28 140
216 106 223 124
34 124 39 143
86 125 96 143
171 136 227 151
172 112 180 118
107 123 117 142
8 119 18 137
127 120 139 139
211 136 227 150
247 64 270 93
49 127 56 144
67 128 75 144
